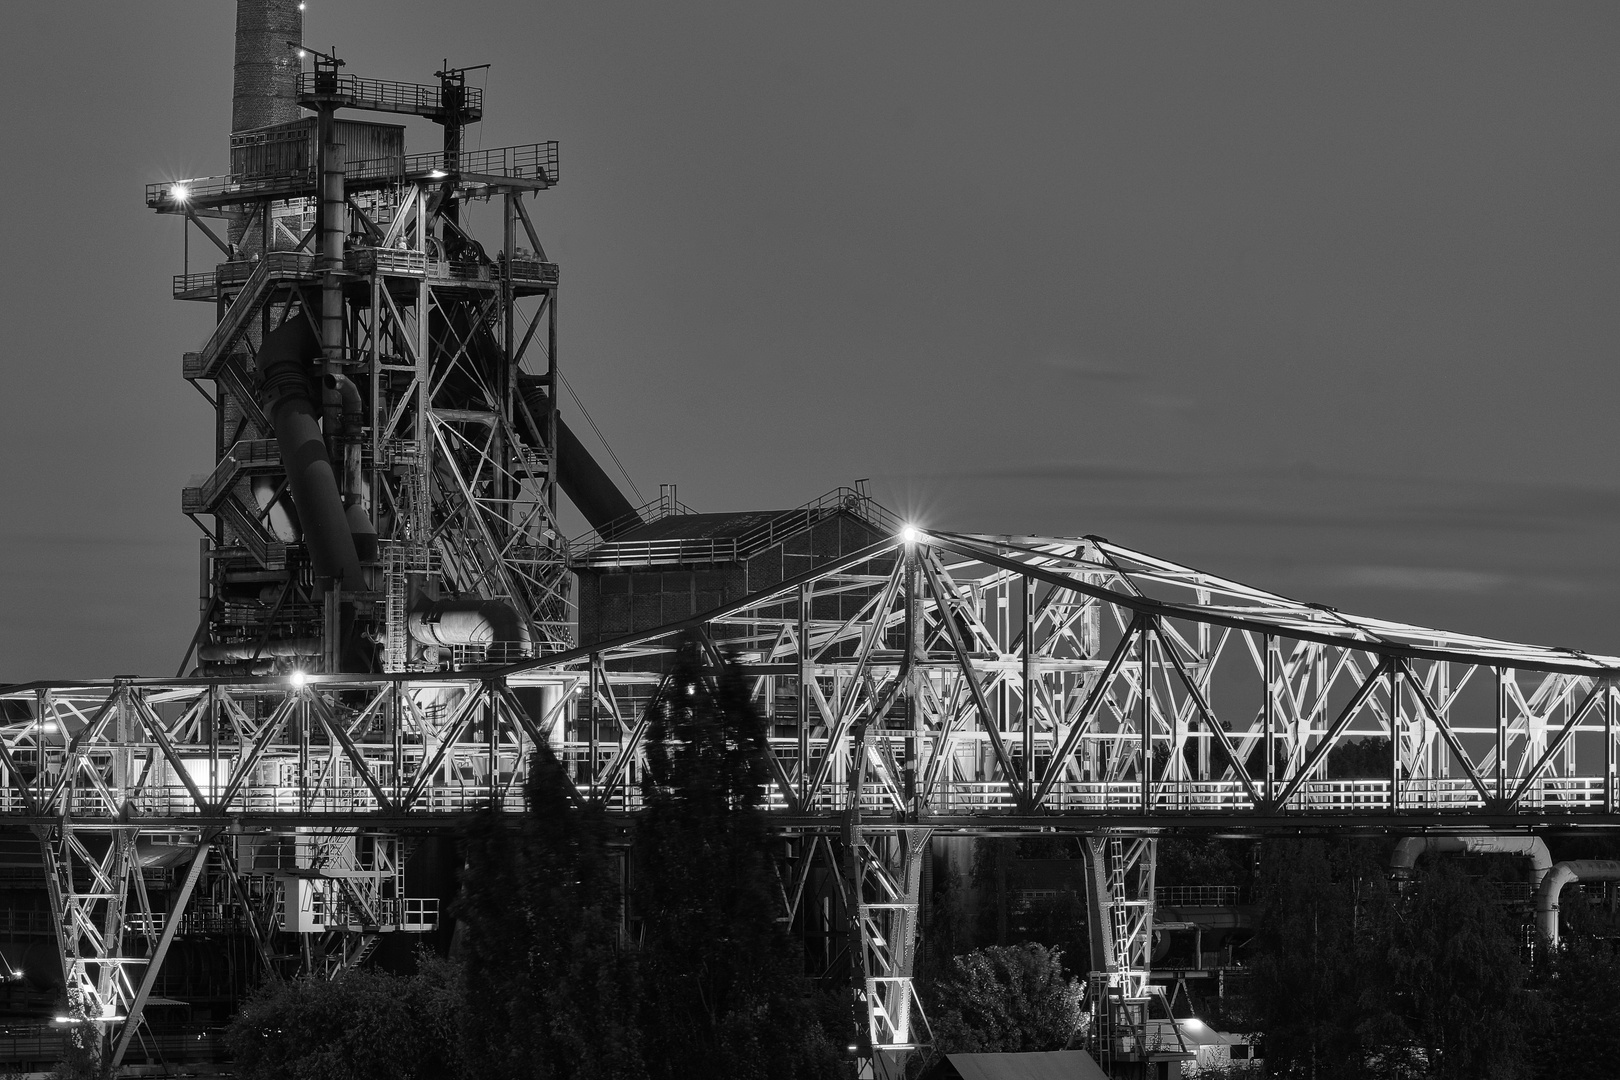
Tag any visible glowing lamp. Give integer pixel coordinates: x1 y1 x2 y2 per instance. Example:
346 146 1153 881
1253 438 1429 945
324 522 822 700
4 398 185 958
427 169 448 179
901 525 920 545
169 184 189 203
289 669 307 689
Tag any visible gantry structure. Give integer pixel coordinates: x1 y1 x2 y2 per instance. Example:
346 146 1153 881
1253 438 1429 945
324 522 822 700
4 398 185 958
3 2 1612 1075
9 527 1620 1070
155 42 608 679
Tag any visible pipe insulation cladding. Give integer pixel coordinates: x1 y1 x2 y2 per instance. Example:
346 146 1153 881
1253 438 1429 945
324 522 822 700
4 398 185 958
407 599 534 659
1536 859 1620 948
1390 835 1553 887
516 375 642 535
197 638 322 662
255 319 366 586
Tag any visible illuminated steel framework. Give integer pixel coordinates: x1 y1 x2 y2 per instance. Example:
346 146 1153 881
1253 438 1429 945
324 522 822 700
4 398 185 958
155 59 571 678
9 530 1620 1067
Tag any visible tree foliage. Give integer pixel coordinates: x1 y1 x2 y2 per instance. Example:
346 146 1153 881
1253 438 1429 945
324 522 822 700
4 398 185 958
225 954 461 1080
457 744 644 1080
1251 839 1535 1080
922 943 1082 1065
1249 839 1378 1079
1373 860 1530 1079
634 635 845 1080
1528 936 1620 1078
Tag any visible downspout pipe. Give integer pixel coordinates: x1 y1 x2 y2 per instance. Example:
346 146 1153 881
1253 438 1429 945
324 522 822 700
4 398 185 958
407 599 533 661
1390 836 1552 888
256 319 365 586
323 372 377 562
1536 860 1620 948
516 376 641 535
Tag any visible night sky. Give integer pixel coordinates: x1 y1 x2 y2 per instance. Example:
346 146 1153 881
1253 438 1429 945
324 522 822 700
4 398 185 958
5 3 1619 681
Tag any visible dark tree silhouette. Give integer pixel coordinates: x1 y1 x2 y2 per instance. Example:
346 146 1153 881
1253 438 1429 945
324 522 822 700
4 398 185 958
1250 839 1385 1079
634 634 845 1080
1371 860 1531 1080
458 746 644 1080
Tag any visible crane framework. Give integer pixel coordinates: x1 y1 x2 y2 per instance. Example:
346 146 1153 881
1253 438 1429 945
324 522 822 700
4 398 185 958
159 61 573 678
8 530 1620 1069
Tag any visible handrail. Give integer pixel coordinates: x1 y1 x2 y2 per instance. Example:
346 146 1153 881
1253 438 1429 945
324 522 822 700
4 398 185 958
571 486 901 566
346 142 559 187
195 252 317 377
148 142 557 215
1154 885 1244 907
296 72 483 120
185 440 282 513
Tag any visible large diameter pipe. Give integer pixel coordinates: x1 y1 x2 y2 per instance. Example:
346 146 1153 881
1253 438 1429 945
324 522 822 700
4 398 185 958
198 638 321 662
407 599 533 660
317 106 345 366
323 373 378 562
1536 860 1620 948
516 377 642 535
256 320 365 585
1391 836 1552 887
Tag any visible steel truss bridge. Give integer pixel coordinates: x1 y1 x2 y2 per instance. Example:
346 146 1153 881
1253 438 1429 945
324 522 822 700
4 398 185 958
7 530 1620 1070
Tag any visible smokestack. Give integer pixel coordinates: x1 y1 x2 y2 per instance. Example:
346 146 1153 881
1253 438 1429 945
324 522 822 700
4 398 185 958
232 0 303 135
231 2 303 251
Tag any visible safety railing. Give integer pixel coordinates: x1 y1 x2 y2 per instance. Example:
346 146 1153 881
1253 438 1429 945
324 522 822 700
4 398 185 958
400 896 439 931
572 485 902 568
146 170 317 211
172 271 216 300
345 142 559 187
346 246 428 277
193 252 317 379
297 72 483 120
569 493 701 551
1155 886 1243 908
0 772 1613 820
182 439 281 515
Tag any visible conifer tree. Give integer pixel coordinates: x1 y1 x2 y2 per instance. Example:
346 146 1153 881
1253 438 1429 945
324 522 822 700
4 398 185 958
458 745 645 1080
634 634 844 1080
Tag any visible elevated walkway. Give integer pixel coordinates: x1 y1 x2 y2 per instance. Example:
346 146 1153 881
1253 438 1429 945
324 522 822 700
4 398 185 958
146 142 558 214
2 526 1620 830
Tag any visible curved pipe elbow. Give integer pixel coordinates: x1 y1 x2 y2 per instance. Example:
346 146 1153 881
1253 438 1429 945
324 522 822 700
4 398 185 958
255 320 365 584
1390 835 1552 887
1535 860 1620 948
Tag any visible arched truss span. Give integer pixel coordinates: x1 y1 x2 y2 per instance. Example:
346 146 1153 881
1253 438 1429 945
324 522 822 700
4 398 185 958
7 529 1620 1052
4 530 1620 828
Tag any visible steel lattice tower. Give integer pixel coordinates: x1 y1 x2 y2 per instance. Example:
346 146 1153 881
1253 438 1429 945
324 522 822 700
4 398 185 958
160 3 636 681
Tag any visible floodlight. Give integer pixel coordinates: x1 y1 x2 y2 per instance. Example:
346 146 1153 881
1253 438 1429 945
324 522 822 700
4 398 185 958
901 525 920 544
170 184 189 203
289 669 307 689
427 169 448 179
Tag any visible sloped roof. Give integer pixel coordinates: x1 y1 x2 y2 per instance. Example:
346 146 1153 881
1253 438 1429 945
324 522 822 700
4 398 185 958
944 1050 1109 1080
602 510 798 543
